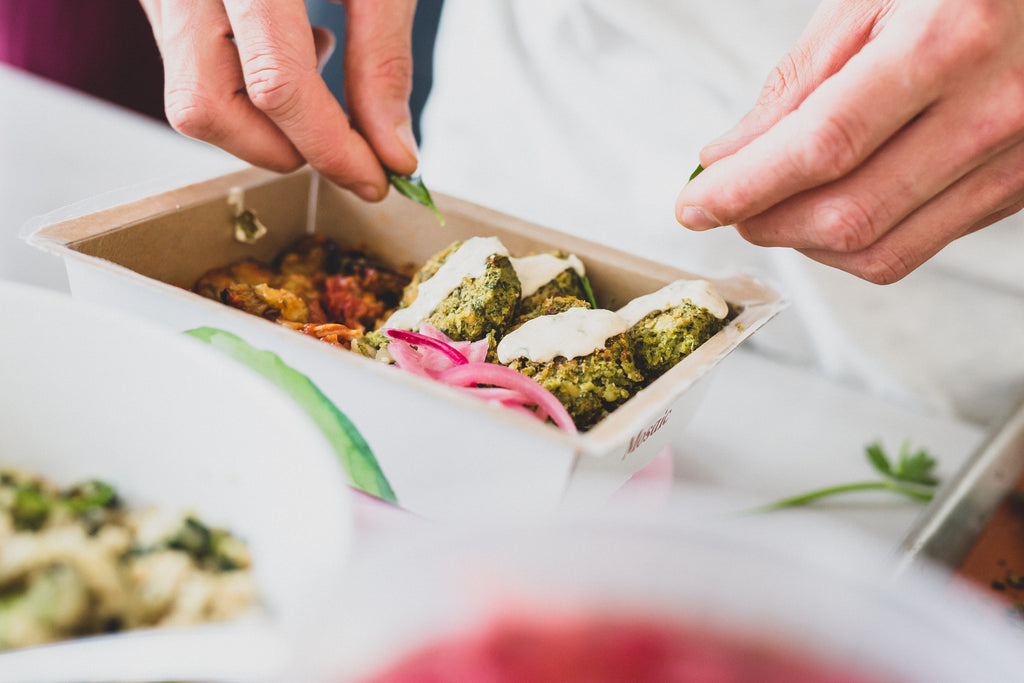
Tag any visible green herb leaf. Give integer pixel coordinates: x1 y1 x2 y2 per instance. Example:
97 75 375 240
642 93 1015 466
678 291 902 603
688 164 704 183
185 327 397 503
388 171 445 225
865 441 893 478
891 441 939 486
63 480 119 515
12 484 51 531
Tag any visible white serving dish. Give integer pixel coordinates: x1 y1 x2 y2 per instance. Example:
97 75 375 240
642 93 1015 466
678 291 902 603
0 281 353 682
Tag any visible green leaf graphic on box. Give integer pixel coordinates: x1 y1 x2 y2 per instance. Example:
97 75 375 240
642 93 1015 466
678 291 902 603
185 327 397 503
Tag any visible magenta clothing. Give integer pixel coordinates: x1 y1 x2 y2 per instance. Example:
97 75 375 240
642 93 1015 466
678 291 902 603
0 0 165 120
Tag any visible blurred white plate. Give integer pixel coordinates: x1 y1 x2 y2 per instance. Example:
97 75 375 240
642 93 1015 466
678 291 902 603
0 281 353 682
306 487 1024 683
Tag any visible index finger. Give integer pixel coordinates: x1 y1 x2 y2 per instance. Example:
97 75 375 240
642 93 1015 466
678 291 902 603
224 0 387 200
676 19 937 230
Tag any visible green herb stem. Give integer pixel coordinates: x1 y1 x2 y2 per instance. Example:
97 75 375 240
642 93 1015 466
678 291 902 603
754 479 936 513
580 275 599 309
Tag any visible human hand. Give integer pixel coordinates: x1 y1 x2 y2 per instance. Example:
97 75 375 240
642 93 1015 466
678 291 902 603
675 0 1024 284
138 0 418 201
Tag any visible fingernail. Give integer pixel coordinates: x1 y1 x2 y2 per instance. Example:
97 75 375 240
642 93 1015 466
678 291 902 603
679 206 720 230
352 182 383 202
395 121 419 166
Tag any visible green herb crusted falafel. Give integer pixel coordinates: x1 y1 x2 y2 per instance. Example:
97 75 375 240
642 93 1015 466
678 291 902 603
426 253 521 342
516 260 589 316
627 301 725 381
509 295 592 331
386 237 522 342
505 331 644 430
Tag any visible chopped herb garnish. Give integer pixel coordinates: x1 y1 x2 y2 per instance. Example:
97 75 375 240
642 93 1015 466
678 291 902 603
168 516 214 558
755 440 940 512
388 171 445 225
688 164 704 183
63 480 119 515
233 209 268 244
12 484 51 531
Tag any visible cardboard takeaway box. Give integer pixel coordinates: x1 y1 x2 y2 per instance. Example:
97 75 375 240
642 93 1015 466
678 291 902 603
28 166 786 520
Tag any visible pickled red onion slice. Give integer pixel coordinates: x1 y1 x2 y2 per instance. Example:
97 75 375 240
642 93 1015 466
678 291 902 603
382 327 576 433
384 328 468 366
438 363 577 434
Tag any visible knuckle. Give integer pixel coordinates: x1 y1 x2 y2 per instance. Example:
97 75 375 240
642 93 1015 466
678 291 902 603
811 197 879 253
244 55 304 116
920 0 1009 71
853 246 914 285
164 86 219 140
980 71 1024 142
348 53 414 105
758 45 811 108
948 0 1008 61
369 54 413 90
794 116 862 181
760 53 800 106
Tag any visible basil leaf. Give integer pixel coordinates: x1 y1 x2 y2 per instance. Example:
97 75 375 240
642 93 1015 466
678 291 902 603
388 171 445 225
185 327 397 503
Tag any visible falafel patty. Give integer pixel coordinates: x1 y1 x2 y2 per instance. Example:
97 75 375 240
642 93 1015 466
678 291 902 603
498 307 643 429
627 301 725 380
617 279 730 381
387 237 522 342
506 333 644 429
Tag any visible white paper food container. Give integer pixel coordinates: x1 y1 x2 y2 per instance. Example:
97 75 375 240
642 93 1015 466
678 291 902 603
27 167 786 519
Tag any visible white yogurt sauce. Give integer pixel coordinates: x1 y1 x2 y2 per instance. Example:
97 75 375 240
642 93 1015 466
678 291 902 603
385 236 509 330
616 279 728 326
509 253 585 297
497 307 629 364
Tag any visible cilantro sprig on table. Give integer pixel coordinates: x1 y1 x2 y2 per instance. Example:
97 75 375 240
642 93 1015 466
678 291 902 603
756 441 940 512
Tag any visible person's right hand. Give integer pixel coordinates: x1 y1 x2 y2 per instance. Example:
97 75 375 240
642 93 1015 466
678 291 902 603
675 0 1024 285
138 0 418 201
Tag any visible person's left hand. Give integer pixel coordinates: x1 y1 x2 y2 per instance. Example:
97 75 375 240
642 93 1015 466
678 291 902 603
138 0 418 202
675 0 1024 284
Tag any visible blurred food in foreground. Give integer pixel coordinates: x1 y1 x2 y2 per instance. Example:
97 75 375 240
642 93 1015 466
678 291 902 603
358 613 880 683
0 467 257 651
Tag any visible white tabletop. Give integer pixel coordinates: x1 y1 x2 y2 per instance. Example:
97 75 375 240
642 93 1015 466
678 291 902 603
0 63 986 553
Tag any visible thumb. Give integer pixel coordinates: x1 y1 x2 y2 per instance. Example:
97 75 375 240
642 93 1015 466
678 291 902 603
341 0 418 177
700 0 885 167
